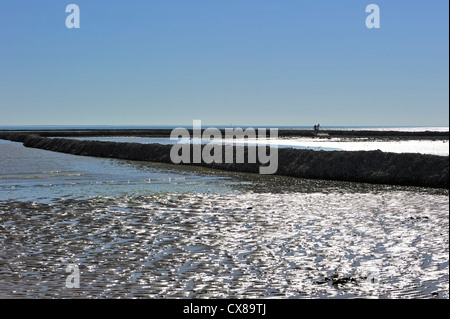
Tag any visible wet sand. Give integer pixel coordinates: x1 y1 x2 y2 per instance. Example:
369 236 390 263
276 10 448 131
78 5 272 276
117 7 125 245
0 190 448 298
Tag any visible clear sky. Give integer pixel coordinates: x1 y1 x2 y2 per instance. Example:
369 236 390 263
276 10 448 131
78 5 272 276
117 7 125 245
0 0 448 126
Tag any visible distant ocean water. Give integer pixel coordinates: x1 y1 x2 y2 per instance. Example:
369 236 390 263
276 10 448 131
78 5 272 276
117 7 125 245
0 125 449 132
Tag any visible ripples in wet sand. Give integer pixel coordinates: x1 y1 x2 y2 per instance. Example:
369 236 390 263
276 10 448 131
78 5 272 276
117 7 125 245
0 190 448 299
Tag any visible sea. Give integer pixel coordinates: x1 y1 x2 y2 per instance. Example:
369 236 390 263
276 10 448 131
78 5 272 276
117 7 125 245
0 124 449 132
0 126 448 299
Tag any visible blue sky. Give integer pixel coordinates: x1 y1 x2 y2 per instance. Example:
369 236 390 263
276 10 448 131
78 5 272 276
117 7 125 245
0 1 448 126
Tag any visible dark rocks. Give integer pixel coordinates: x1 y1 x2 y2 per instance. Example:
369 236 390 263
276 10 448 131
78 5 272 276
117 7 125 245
315 274 362 286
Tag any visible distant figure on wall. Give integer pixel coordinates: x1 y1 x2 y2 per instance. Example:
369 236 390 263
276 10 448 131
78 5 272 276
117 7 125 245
313 123 321 133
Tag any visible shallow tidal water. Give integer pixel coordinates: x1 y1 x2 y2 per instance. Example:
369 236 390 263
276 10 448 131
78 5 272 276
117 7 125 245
71 136 450 156
0 139 448 299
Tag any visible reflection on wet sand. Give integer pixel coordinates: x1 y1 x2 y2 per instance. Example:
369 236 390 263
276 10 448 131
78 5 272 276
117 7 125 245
1 189 448 299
